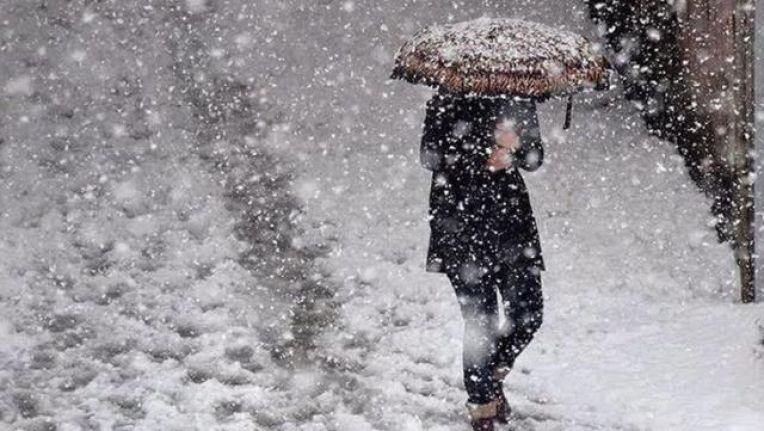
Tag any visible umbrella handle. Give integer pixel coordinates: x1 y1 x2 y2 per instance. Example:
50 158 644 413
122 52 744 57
563 94 573 130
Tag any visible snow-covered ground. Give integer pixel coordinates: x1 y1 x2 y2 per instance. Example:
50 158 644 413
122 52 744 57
1 1 763 430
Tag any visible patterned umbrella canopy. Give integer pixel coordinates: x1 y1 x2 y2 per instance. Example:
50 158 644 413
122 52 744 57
391 18 609 97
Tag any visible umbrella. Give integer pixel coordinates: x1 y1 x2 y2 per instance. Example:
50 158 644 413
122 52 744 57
391 18 610 109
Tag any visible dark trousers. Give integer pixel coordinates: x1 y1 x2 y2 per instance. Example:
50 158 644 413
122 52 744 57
445 264 543 404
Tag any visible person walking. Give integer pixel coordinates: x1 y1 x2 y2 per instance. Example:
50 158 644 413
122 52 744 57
420 89 545 431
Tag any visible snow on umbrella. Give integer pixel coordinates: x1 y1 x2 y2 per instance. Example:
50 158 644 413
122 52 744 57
391 18 609 98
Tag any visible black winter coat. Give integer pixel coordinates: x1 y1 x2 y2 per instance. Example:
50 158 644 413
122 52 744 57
420 91 545 275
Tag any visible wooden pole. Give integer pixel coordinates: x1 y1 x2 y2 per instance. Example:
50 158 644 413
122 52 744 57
678 0 756 302
732 0 756 302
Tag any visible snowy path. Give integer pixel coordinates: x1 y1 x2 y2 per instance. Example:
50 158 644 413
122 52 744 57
0 3 339 429
297 95 764 430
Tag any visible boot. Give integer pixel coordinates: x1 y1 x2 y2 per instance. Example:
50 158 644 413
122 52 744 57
492 367 512 424
466 400 498 431
492 383 511 424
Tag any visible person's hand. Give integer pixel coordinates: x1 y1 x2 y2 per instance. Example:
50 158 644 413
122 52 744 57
495 120 521 152
486 145 512 172
487 120 521 172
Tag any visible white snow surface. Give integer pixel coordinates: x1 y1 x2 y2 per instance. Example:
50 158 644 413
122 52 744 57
1 1 763 430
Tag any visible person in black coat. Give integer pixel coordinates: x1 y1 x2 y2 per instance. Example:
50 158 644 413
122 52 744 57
419 89 545 430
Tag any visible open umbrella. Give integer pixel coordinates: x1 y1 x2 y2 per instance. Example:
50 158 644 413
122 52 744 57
392 17 609 96
391 18 610 126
